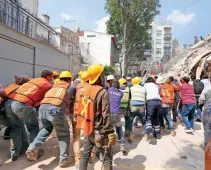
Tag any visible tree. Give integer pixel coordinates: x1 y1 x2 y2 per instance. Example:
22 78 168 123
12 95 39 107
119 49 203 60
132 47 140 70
105 0 161 76
104 65 116 76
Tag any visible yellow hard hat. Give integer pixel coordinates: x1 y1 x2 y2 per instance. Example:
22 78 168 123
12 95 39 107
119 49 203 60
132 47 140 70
54 78 60 84
52 71 59 78
87 64 104 85
132 77 142 85
119 78 127 86
59 71 72 79
78 71 83 77
81 71 90 82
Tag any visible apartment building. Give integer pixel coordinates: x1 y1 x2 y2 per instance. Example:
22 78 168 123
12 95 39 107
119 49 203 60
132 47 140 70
145 21 173 63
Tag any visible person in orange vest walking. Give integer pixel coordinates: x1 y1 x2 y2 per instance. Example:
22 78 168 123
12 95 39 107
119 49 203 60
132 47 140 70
78 64 116 170
4 70 53 161
25 71 76 167
0 75 30 126
159 78 176 136
73 71 90 168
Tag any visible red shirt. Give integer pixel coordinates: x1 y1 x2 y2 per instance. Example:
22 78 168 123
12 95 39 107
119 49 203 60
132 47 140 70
178 83 196 105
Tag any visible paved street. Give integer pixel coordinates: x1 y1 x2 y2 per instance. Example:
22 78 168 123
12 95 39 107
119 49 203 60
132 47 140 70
0 122 204 170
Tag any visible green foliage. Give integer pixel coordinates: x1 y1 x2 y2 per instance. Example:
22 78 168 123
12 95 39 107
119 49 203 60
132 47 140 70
104 65 116 76
105 0 161 61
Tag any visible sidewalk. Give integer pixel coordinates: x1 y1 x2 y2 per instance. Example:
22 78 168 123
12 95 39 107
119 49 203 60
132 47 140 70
0 122 204 170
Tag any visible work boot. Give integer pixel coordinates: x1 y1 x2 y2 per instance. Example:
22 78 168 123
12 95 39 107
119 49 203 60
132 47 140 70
120 145 126 154
128 134 133 143
155 132 161 139
26 150 38 161
170 130 176 137
59 157 74 168
26 149 44 161
124 129 129 137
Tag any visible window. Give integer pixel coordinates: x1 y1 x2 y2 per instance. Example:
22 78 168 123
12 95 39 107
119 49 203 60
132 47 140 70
156 30 162 36
156 39 162 45
156 48 161 54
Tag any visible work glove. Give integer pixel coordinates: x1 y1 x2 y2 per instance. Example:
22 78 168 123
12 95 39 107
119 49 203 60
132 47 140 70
108 133 116 147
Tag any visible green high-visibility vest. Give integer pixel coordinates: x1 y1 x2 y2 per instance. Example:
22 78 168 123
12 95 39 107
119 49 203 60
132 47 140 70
120 87 129 108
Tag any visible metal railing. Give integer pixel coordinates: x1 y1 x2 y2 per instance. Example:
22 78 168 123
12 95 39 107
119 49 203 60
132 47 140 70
0 0 80 55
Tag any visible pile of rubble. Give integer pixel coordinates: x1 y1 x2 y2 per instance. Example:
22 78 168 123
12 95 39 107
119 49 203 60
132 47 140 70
161 41 211 79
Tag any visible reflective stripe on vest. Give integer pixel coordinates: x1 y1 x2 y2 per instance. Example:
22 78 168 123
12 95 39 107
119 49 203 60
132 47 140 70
76 84 103 136
41 81 70 106
9 78 49 105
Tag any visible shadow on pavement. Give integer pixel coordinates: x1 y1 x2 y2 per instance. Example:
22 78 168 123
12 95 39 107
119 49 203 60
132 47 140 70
165 140 204 170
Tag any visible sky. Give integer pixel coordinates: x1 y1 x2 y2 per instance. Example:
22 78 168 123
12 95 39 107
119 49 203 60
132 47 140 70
38 0 211 45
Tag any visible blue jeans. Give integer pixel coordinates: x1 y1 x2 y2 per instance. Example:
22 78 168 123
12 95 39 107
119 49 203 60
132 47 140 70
161 107 174 130
28 108 70 163
4 100 39 157
112 115 125 146
181 104 196 129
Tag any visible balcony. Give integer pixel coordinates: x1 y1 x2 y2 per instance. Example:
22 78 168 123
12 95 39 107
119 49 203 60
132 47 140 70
164 34 172 40
164 44 172 48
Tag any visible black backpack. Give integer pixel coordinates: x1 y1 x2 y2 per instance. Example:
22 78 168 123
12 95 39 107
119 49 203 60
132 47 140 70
193 80 204 95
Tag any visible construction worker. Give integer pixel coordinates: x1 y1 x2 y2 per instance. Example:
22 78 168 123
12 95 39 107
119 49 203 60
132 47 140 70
144 77 162 139
159 78 176 136
108 80 126 153
78 64 116 170
105 74 115 90
130 77 146 141
73 71 90 168
26 71 76 168
4 70 53 161
119 78 130 137
52 71 59 83
0 75 30 127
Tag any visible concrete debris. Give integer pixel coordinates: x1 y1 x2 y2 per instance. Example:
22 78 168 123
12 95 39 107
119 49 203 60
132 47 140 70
161 41 211 79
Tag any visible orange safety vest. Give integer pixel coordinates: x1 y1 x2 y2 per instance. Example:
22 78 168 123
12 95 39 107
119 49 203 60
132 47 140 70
160 84 175 104
74 82 90 117
76 84 103 136
4 83 21 96
9 78 49 106
41 81 70 106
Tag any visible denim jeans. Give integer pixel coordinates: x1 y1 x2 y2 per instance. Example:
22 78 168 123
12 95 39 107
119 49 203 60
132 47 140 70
203 109 211 147
112 115 125 146
121 108 132 134
172 101 180 122
28 108 70 163
79 134 113 170
4 100 39 157
161 107 174 130
181 104 196 129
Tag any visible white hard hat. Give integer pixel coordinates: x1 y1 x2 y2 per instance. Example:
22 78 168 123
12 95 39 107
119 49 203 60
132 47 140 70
126 77 131 80
156 76 165 84
107 75 115 81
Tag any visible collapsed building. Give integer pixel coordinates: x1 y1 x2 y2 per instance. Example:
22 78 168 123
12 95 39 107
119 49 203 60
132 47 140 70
160 40 211 80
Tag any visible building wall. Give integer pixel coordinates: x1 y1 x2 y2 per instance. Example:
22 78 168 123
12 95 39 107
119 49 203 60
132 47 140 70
0 23 70 86
80 31 112 66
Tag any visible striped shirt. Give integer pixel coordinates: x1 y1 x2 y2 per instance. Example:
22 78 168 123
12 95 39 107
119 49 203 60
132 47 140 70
179 83 196 104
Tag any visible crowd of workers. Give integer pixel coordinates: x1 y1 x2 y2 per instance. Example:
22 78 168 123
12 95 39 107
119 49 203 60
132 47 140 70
0 64 211 170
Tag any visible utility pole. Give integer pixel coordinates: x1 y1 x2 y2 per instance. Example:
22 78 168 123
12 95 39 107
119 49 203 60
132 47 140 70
122 21 127 77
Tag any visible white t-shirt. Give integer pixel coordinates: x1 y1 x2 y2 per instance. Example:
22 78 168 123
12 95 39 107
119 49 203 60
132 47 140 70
144 82 161 101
